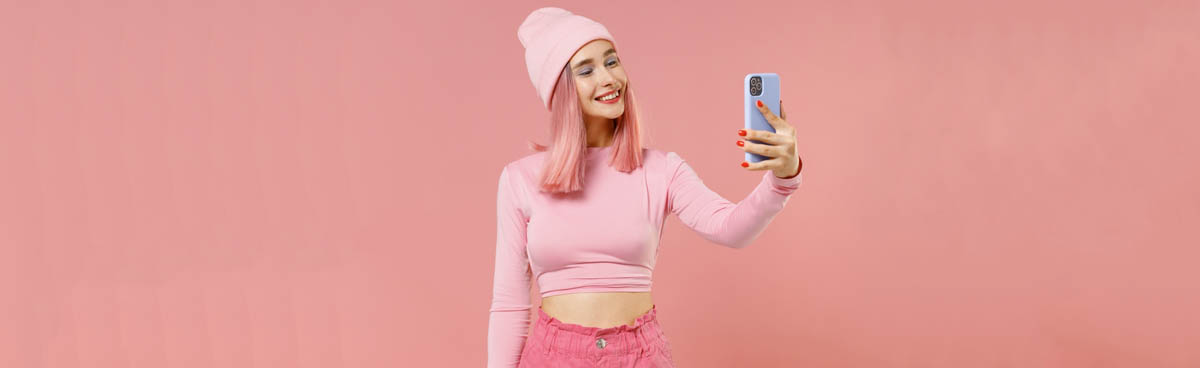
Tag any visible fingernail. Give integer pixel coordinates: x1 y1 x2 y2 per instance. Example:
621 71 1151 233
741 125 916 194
738 129 746 136
741 161 749 168
757 100 763 107
736 140 744 147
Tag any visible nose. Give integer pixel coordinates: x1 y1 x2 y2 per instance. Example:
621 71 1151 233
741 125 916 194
595 67 618 90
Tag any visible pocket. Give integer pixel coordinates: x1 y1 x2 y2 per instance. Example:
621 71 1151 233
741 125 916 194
517 340 536 367
519 334 539 357
660 338 675 362
656 327 675 362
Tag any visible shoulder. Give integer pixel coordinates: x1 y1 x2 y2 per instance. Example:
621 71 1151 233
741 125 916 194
498 150 546 190
505 151 544 175
636 147 687 177
643 147 669 160
644 147 683 168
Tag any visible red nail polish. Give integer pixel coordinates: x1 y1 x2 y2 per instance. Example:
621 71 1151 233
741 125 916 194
757 100 763 107
741 161 749 168
736 140 744 147
738 129 746 136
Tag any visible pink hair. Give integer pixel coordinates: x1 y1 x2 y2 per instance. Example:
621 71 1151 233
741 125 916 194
528 63 645 194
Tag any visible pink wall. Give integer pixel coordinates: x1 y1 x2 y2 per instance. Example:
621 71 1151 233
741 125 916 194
3 0 1198 366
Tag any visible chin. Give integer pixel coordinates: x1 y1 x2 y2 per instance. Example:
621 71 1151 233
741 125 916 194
583 108 624 120
597 106 624 119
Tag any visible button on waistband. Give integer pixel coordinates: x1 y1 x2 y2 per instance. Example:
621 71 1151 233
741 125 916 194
596 337 607 349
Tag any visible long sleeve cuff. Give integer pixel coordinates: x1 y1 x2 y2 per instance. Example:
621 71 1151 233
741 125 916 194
765 169 802 196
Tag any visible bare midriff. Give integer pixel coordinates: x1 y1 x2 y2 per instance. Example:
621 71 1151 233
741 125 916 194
540 291 655 328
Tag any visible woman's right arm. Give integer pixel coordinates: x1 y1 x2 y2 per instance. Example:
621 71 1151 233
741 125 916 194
487 165 533 368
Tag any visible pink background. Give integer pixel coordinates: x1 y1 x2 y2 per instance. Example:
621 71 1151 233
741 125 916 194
3 0 1199 367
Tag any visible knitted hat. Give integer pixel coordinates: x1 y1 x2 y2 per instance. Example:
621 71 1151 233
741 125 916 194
518 7 618 110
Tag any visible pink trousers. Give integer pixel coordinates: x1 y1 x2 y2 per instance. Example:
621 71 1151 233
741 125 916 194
517 304 676 367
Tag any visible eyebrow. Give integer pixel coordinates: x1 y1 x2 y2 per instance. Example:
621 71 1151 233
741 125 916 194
572 49 618 69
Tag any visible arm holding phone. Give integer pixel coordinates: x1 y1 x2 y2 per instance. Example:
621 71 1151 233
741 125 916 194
661 73 803 248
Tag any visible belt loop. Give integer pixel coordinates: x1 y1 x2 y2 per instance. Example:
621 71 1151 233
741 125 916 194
635 326 649 355
631 328 640 355
652 324 662 351
542 322 555 355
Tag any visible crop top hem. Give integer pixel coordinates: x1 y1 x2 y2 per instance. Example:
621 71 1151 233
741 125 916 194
539 286 653 298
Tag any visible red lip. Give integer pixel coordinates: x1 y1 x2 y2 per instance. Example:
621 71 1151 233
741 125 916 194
595 90 621 104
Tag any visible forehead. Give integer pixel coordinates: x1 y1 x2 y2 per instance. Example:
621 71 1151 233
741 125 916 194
569 39 616 63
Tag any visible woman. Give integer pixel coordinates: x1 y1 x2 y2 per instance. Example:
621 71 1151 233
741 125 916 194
489 7 803 368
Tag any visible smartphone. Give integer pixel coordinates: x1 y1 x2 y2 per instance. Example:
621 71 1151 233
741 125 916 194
745 73 781 164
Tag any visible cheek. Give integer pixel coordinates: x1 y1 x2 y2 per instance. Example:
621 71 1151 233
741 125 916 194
613 72 628 85
578 85 596 102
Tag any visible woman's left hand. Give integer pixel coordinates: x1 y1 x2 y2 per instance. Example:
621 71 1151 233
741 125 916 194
738 100 801 178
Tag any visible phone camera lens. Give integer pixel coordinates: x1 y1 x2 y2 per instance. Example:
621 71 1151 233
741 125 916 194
749 76 762 96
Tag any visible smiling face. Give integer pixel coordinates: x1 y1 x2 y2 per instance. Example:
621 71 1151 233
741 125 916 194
567 39 626 120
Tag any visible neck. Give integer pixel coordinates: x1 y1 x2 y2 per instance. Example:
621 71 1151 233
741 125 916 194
584 115 616 147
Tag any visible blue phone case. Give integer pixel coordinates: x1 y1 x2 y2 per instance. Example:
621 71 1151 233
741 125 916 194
745 73 781 163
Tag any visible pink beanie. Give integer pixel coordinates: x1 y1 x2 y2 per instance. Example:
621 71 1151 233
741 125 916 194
517 7 618 110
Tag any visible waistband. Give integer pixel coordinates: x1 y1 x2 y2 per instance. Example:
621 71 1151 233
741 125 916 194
529 304 668 357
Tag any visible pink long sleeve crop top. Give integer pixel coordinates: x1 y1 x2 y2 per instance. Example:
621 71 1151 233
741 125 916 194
487 145 803 367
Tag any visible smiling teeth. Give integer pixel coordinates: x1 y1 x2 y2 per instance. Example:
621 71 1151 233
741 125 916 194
598 91 619 101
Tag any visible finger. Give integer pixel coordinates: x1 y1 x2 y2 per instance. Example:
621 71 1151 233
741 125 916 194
739 127 787 145
741 128 789 146
755 100 792 131
738 139 786 158
780 99 786 120
742 157 782 171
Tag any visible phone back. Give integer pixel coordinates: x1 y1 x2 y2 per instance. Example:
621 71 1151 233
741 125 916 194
744 73 780 163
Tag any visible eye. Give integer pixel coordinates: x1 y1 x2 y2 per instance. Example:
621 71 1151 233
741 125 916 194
578 58 618 76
